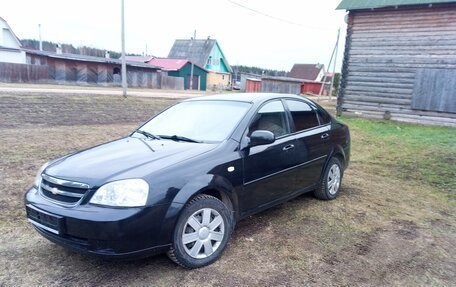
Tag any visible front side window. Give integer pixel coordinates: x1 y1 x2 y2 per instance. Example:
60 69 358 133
139 101 252 143
248 101 289 138
285 100 319 132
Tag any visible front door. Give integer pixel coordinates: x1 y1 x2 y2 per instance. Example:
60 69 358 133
186 75 199 90
240 100 298 214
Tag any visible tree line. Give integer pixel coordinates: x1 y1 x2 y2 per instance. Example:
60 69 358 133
232 65 288 78
21 39 130 59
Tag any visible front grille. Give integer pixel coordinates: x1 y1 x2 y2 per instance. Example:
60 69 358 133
39 174 90 206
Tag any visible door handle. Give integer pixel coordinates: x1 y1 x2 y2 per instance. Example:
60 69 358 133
282 144 295 151
321 133 329 140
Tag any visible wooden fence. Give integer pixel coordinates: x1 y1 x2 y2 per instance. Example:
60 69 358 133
0 62 185 90
0 62 48 83
160 75 184 90
261 77 302 94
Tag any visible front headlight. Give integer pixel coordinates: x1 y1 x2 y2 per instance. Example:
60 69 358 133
90 179 149 207
34 161 50 188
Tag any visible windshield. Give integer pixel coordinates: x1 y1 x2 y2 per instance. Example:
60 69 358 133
138 100 252 143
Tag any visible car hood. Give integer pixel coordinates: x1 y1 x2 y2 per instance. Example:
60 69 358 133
44 137 217 186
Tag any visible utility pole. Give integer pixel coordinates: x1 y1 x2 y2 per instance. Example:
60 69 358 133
318 28 340 101
38 24 43 51
189 30 196 90
121 0 127 98
329 28 340 100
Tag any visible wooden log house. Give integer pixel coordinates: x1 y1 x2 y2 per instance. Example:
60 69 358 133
337 0 456 126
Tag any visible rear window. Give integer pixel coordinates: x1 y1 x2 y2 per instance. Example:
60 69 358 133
285 100 319 132
317 108 332 125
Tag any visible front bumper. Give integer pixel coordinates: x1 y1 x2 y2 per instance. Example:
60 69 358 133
25 187 172 259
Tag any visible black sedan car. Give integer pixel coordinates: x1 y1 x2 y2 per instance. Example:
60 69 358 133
25 93 350 268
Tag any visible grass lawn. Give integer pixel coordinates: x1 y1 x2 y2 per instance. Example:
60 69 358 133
0 93 454 286
340 117 456 195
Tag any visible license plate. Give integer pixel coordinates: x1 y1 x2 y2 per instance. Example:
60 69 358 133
26 204 63 235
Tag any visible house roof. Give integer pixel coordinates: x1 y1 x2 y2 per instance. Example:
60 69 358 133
0 45 21 52
288 64 324 81
168 39 232 73
123 55 154 63
262 76 308 83
337 0 456 10
24 49 161 69
148 58 196 71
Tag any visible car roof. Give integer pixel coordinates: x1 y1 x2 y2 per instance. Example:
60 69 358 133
184 93 309 104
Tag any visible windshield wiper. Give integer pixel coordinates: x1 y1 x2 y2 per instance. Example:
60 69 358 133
136 130 161 140
158 135 202 143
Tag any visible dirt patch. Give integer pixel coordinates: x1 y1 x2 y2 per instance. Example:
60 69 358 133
393 219 419 240
0 94 176 128
317 225 430 286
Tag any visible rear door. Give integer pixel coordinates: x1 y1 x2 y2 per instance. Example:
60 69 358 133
284 99 331 189
240 100 298 213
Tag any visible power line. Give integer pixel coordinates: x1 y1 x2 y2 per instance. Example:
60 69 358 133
226 0 328 30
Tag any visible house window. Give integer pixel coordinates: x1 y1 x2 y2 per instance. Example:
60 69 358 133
207 57 220 66
222 75 225 80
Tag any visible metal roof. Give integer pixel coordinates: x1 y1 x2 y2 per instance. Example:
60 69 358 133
149 58 188 70
24 49 161 69
337 0 456 10
123 55 154 63
288 64 324 81
148 58 207 72
262 76 309 83
168 39 232 73
0 45 21 51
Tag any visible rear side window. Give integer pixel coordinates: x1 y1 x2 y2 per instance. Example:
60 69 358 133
285 100 319 132
317 108 332 125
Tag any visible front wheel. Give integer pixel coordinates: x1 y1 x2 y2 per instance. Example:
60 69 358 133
314 157 344 200
167 194 233 268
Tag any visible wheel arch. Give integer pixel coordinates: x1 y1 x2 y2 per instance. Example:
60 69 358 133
328 144 347 169
159 174 238 244
171 174 238 212
319 144 347 182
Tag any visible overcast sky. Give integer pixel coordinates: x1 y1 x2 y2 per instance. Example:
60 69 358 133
3 0 347 72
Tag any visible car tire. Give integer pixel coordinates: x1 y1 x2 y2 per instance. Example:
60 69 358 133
167 194 233 269
314 157 344 200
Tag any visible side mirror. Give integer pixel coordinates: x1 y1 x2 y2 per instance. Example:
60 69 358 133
249 130 275 147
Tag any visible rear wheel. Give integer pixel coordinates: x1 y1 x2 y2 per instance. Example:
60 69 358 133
167 194 232 268
314 157 343 200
